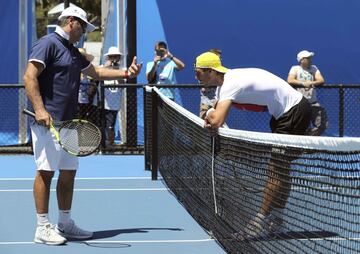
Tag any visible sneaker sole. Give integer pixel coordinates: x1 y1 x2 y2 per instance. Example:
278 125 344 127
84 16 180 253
59 234 93 240
34 237 67 245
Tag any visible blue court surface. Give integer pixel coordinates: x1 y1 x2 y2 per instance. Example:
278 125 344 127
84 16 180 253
0 155 226 254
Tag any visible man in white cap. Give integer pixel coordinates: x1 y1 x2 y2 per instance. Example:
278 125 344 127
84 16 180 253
23 6 142 245
194 51 311 240
287 50 328 136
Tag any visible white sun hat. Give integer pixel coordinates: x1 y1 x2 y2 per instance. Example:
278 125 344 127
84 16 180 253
104 47 123 56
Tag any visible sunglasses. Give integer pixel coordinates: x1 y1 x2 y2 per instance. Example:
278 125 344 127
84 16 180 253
73 17 87 32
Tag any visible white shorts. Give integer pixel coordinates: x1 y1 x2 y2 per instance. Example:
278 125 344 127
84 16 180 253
31 124 79 171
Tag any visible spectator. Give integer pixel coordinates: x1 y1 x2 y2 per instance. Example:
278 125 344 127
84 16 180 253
23 6 142 245
287 50 328 136
102 46 126 146
146 41 185 100
77 48 95 119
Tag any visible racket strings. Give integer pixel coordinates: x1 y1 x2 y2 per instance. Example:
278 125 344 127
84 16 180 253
59 121 101 156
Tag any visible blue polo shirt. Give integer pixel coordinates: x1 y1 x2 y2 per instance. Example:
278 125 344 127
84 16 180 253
27 30 90 123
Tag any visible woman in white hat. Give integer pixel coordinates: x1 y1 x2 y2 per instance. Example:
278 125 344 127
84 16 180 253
102 46 125 146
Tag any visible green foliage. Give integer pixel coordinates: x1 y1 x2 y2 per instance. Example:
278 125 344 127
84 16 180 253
86 31 102 42
35 0 102 41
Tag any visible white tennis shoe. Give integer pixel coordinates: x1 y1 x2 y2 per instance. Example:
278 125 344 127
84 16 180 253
232 212 285 240
56 219 93 239
34 223 67 245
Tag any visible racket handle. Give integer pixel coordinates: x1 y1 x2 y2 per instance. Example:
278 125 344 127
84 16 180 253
22 109 36 118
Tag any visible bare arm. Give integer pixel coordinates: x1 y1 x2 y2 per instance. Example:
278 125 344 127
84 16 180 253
146 56 161 83
83 56 142 80
205 99 232 129
299 71 325 88
23 61 51 126
312 71 325 87
287 73 304 87
166 51 185 70
84 65 127 80
287 71 325 88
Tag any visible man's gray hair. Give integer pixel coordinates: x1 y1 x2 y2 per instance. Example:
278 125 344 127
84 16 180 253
57 16 70 27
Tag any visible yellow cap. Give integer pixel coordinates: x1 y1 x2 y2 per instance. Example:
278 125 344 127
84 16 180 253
195 52 228 73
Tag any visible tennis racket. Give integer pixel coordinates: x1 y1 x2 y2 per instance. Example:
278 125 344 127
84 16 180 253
23 109 102 157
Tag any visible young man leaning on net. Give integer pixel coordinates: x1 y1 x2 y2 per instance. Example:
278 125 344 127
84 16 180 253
194 52 312 240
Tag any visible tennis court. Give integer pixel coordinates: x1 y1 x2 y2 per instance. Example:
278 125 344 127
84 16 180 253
2 89 360 254
2 1 360 253
0 155 225 254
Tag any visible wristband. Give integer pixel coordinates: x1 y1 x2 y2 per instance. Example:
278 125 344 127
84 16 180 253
124 70 129 79
169 55 174 60
205 108 215 118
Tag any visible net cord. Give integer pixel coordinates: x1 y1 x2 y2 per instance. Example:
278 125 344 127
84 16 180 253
147 86 360 152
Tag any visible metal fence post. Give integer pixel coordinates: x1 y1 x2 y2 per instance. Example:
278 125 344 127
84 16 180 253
339 85 344 137
151 89 158 180
144 86 151 171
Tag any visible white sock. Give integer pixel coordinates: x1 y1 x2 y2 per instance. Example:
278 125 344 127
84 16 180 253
58 210 71 226
255 212 265 220
37 213 50 226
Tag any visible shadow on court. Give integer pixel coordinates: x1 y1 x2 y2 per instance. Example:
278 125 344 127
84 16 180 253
80 227 183 240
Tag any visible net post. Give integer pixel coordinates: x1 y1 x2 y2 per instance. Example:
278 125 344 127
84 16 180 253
151 89 158 180
339 85 344 137
144 86 151 171
126 0 138 148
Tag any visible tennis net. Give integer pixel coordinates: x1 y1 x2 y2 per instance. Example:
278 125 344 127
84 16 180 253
144 86 360 254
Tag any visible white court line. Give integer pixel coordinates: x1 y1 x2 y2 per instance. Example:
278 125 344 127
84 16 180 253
0 238 215 245
291 236 360 242
0 177 160 181
0 188 169 192
1 237 360 245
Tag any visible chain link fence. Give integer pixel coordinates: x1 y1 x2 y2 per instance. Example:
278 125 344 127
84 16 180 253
1 84 359 154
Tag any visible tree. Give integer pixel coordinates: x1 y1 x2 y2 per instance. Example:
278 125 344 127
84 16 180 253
35 0 101 39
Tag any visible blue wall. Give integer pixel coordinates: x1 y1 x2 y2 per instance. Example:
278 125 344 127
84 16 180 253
137 0 360 136
0 0 35 145
0 0 19 84
144 0 360 84
102 0 120 64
